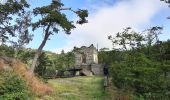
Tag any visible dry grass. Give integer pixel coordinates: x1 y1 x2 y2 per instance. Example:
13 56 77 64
0 57 53 96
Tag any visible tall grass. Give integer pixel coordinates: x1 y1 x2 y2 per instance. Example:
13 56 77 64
0 58 53 96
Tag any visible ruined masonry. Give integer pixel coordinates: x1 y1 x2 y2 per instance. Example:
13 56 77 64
74 44 103 76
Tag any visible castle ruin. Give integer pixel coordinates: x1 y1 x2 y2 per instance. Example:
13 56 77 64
74 44 103 76
74 44 98 65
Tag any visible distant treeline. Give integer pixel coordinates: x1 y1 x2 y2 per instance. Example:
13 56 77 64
0 45 75 79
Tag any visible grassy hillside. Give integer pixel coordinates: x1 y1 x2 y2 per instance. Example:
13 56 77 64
39 76 110 100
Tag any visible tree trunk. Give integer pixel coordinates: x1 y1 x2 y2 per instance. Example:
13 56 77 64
30 24 51 73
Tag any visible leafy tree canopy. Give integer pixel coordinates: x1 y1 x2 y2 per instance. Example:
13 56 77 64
0 0 29 43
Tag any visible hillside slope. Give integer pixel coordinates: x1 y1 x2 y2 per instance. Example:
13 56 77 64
0 57 52 96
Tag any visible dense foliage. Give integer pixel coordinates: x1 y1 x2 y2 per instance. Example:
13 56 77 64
35 51 75 78
99 27 170 99
0 70 32 100
0 45 15 57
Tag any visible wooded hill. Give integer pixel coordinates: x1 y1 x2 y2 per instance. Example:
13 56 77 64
0 45 75 79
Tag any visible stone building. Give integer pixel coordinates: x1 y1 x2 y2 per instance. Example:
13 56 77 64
74 44 98 65
73 44 103 76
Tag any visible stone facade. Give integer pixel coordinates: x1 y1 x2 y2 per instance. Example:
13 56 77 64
91 64 103 75
73 44 103 76
74 44 98 65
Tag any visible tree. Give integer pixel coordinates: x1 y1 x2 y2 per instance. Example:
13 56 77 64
108 27 170 99
0 0 32 59
30 0 88 73
143 26 163 57
0 0 29 44
98 48 109 64
108 27 144 51
65 52 75 67
34 52 49 78
10 12 33 58
0 45 15 57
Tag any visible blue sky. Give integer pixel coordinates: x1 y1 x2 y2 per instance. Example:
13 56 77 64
27 0 170 53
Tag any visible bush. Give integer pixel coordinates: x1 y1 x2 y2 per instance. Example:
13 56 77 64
0 45 15 57
0 71 33 100
109 53 170 98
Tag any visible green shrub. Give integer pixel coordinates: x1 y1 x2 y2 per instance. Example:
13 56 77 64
109 53 170 98
0 45 15 57
0 71 33 100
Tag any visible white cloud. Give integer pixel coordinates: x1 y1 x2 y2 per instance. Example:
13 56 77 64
53 0 166 53
0 0 6 4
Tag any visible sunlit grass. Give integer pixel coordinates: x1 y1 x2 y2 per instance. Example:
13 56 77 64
44 76 108 100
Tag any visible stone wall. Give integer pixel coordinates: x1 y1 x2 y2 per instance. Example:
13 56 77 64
80 64 104 76
91 64 103 75
75 53 82 65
